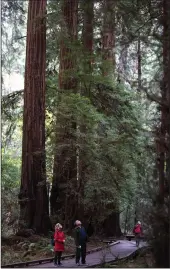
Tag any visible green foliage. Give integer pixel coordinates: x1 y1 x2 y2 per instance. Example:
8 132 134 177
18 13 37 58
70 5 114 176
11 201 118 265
2 4 168 266
1 145 21 236
2 151 21 190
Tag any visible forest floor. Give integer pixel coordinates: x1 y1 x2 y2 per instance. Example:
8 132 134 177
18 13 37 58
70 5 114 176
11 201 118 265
1 235 155 267
101 247 155 268
1 234 105 266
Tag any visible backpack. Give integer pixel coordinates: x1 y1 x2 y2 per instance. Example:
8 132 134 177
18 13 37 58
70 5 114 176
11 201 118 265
51 233 55 246
51 238 55 246
79 227 87 241
134 225 141 234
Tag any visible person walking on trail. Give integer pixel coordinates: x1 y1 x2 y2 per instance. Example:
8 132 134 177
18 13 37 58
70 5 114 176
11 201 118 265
74 220 88 266
133 221 142 247
54 223 65 266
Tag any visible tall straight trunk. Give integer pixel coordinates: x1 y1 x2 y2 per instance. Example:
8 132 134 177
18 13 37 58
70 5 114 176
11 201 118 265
119 24 128 78
124 206 129 234
50 0 78 229
18 0 51 235
102 0 116 77
82 0 94 75
101 0 121 237
75 0 94 222
165 1 170 200
158 0 170 202
137 35 142 91
163 0 170 192
152 1 170 267
59 0 78 91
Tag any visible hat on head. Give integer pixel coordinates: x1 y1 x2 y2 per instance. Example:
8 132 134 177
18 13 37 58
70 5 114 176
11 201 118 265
137 221 141 225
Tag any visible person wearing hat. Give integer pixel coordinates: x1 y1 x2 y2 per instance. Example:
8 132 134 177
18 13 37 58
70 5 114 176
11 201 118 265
133 221 143 247
74 220 88 266
54 223 65 266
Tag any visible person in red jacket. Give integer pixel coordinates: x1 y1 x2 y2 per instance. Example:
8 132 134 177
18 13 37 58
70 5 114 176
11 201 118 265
133 221 142 247
54 223 65 266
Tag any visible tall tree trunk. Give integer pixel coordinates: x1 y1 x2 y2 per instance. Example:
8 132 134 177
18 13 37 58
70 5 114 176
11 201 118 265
137 35 142 92
18 0 51 235
75 0 94 223
165 0 170 199
50 0 78 230
101 0 121 237
157 0 170 202
102 0 116 77
118 23 128 81
152 1 170 267
82 0 94 75
124 205 129 234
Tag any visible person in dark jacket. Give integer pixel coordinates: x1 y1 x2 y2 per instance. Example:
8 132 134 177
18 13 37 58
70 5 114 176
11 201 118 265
74 220 87 266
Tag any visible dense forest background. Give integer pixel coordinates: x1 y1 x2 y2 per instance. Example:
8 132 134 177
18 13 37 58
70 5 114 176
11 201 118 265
1 0 170 267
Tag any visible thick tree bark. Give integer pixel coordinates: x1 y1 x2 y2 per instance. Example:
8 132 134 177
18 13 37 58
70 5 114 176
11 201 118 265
162 0 170 198
18 0 51 235
59 0 78 91
157 0 170 202
50 0 78 230
165 1 170 199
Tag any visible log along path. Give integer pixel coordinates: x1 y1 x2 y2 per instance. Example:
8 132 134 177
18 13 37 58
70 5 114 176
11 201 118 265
31 240 145 268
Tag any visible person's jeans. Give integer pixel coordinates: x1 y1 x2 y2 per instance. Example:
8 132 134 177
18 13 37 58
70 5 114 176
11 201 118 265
76 243 86 264
135 233 140 247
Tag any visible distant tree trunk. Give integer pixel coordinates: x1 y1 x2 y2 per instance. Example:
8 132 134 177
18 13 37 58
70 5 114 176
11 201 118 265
50 0 78 230
18 0 51 235
137 35 142 91
118 24 128 81
102 0 116 77
75 0 94 224
124 206 129 234
82 0 94 75
101 0 121 237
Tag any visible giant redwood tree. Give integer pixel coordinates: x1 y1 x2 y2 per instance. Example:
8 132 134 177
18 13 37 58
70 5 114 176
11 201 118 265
151 0 170 266
50 0 78 229
75 0 94 225
18 0 51 235
101 0 121 237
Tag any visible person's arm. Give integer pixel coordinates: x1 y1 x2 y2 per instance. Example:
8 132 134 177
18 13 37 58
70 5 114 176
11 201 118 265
54 232 64 243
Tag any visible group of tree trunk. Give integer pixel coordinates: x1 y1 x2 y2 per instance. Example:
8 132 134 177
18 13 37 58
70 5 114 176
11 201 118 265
18 2 169 261
19 0 122 237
